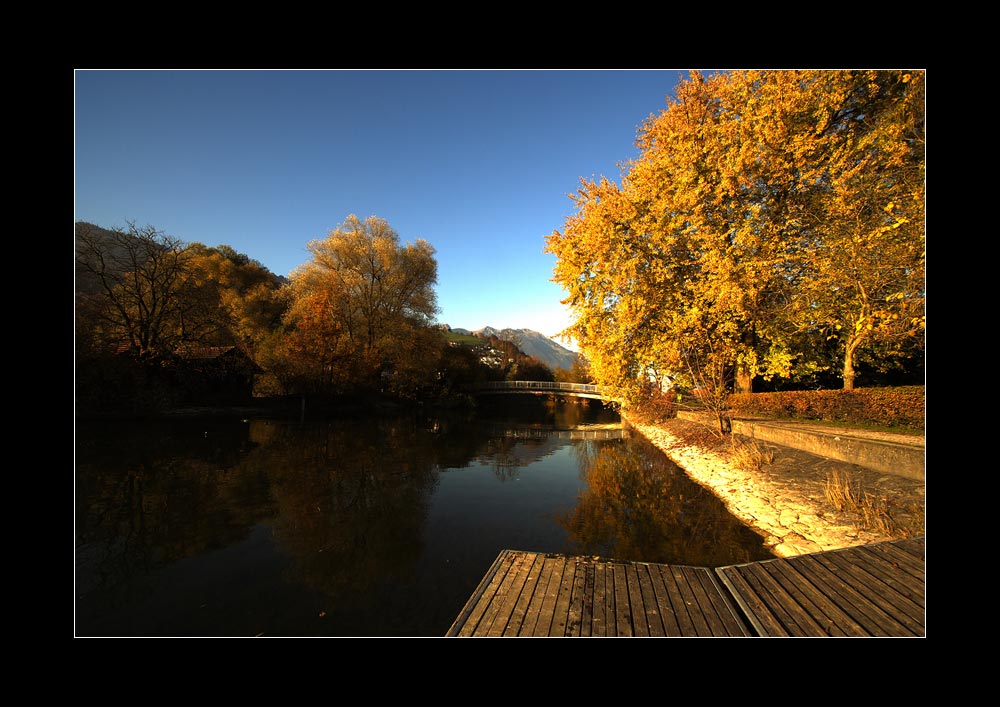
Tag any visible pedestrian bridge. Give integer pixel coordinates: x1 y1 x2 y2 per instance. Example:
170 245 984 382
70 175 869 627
472 380 607 401
480 422 628 440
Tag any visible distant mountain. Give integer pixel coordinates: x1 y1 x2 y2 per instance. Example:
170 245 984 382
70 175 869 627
470 326 580 372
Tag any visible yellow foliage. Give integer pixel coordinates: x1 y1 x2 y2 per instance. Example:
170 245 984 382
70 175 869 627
545 69 924 397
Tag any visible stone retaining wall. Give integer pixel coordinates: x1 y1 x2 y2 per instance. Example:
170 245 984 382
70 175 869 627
676 411 925 481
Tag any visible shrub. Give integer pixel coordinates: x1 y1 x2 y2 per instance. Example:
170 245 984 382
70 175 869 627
628 386 678 424
728 386 924 430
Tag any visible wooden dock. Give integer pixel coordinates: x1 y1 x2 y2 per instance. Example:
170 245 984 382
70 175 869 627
445 537 924 637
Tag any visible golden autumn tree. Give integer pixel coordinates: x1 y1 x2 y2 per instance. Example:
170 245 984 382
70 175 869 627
546 69 924 415
281 215 439 394
788 71 925 390
184 243 288 361
546 176 673 407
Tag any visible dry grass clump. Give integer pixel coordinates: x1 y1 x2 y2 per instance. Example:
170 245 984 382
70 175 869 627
824 470 924 537
729 437 776 472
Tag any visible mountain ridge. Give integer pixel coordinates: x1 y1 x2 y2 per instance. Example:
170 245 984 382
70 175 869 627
445 325 580 372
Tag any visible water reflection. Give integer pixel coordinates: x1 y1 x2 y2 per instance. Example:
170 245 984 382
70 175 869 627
559 434 773 567
75 420 274 600
75 402 773 636
245 420 441 606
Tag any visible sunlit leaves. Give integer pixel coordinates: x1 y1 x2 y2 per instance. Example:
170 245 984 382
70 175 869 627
546 70 924 399
280 215 439 394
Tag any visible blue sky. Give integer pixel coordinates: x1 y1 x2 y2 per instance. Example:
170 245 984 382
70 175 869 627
74 69 685 344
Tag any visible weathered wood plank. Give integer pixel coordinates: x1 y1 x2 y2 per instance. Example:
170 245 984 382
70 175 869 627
612 563 633 636
483 550 534 637
652 564 698 636
808 551 923 635
669 565 714 637
850 546 924 605
529 556 567 637
449 550 514 637
517 556 553 637
550 557 578 637
716 564 791 637
625 563 650 637
723 562 823 636
792 554 916 636
861 541 925 583
635 564 666 636
762 558 859 636
602 562 617 637
580 561 596 637
647 564 684 636
675 566 726 637
684 566 751 637
848 544 924 599
502 553 544 637
891 536 925 561
716 539 925 638
592 563 608 637
566 560 588 637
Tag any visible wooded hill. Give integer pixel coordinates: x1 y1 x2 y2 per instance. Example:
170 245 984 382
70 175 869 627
75 216 585 414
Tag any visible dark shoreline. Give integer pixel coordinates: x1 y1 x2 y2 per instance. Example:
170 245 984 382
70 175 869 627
75 392 478 423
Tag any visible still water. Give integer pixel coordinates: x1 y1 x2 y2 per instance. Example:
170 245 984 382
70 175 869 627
75 399 773 637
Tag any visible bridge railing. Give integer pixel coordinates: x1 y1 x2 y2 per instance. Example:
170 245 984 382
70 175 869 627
474 380 602 394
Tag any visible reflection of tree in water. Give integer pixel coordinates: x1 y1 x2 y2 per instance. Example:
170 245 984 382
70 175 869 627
76 416 450 612
245 418 441 608
473 436 571 481
476 396 617 430
558 436 774 567
551 399 613 429
569 438 600 479
486 442 521 481
76 420 274 597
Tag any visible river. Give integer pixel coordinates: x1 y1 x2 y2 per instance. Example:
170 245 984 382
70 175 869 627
74 398 774 636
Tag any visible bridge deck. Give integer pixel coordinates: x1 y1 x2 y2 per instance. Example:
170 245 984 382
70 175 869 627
472 381 607 400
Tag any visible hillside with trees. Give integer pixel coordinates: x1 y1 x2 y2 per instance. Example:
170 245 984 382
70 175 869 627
76 216 504 414
544 70 924 408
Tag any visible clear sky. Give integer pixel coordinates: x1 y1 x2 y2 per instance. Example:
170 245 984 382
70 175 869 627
74 69 685 344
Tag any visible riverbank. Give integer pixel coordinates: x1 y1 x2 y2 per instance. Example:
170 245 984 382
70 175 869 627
625 415 925 558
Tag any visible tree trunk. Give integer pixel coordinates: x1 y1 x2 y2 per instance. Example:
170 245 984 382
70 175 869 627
843 340 857 391
735 362 752 394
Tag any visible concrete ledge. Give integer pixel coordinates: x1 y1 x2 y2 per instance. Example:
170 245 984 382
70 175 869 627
675 411 924 481
733 419 924 481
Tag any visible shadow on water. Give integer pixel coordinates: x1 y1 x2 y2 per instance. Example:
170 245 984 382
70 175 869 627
75 398 773 636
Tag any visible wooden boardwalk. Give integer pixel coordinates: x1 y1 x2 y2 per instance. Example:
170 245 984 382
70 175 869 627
445 537 924 637
717 536 925 636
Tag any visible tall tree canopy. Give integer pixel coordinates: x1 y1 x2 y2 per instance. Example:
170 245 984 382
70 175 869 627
545 69 924 404
280 214 439 394
184 243 287 358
